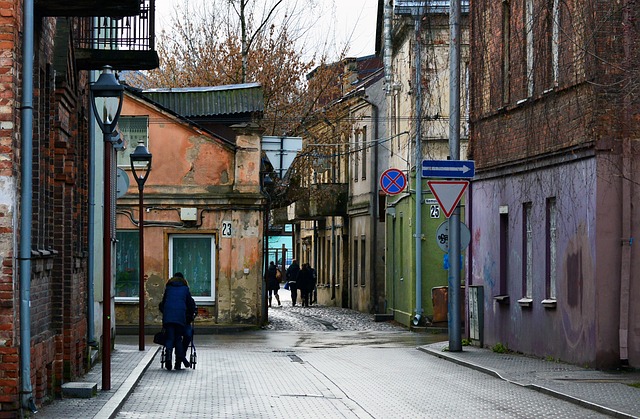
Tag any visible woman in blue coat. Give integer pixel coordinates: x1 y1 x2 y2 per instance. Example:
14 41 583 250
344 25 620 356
159 272 196 370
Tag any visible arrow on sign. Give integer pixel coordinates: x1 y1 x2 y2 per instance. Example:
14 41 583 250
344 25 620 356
422 160 475 178
427 181 469 218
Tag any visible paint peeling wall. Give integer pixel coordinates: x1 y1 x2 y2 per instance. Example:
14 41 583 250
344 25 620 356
470 157 609 366
115 93 264 328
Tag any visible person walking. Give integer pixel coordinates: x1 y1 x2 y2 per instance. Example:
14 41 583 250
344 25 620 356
297 263 314 307
159 272 196 371
180 292 197 368
286 259 300 306
265 261 281 307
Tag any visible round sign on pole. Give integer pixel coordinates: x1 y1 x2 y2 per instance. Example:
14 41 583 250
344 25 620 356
380 168 406 195
435 221 471 253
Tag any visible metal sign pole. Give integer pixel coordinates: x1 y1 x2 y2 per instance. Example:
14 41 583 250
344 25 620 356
448 0 463 352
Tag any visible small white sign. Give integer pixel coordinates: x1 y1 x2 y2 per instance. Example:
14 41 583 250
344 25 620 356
430 205 441 218
221 221 232 237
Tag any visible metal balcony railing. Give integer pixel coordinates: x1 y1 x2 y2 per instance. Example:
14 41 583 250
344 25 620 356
74 0 155 52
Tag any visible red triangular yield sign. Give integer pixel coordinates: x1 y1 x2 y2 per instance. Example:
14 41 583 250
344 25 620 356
427 181 469 218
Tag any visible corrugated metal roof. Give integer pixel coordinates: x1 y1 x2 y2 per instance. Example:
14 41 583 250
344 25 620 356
141 82 264 117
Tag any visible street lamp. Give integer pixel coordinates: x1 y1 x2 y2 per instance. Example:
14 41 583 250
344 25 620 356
90 65 124 392
130 141 152 351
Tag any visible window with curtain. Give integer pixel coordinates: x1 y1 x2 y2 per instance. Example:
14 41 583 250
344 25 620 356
169 234 216 302
117 116 149 167
116 230 140 299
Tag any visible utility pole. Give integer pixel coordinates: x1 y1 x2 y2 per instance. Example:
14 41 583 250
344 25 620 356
448 0 463 351
413 8 424 327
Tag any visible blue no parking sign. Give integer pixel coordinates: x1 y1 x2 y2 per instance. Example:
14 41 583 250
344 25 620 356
380 168 406 195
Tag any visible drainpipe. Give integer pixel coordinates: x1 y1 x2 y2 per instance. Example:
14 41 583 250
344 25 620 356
363 98 380 312
383 0 393 93
619 1 632 367
87 71 97 348
19 0 37 412
412 11 423 327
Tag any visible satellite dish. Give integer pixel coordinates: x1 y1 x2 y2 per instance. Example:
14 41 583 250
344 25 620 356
116 168 130 199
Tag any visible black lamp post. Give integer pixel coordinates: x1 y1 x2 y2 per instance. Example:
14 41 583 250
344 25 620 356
130 141 152 351
90 65 124 392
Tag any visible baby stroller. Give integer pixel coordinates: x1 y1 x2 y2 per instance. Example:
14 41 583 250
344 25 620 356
158 325 197 369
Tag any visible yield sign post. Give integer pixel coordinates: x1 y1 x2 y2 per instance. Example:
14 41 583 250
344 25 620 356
427 180 469 218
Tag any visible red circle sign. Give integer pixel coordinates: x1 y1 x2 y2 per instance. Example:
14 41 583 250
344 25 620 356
380 169 406 195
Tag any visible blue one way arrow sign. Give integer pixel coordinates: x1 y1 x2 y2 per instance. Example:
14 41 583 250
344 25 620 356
422 160 475 178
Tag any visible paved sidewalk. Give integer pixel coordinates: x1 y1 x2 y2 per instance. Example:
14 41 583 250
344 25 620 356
419 341 640 419
35 335 640 418
35 336 158 419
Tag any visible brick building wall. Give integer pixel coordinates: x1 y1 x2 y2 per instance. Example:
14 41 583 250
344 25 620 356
469 0 640 368
0 2 91 415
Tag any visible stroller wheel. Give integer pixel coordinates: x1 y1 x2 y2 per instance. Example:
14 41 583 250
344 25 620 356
190 353 196 369
160 347 166 368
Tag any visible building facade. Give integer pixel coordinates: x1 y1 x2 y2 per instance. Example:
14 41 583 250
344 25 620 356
115 85 266 328
469 0 640 368
382 1 470 327
0 0 158 414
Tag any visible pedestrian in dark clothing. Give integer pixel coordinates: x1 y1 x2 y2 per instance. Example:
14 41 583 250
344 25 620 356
297 263 314 307
159 272 196 371
181 293 197 368
265 261 281 307
286 259 300 306
309 266 317 305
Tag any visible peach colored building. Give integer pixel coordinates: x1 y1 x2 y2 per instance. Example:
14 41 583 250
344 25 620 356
115 85 266 330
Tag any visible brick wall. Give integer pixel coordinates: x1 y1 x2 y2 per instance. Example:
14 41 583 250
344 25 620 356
0 3 91 414
470 0 637 169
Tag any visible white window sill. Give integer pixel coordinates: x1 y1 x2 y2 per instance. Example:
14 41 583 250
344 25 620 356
494 295 510 304
518 298 533 308
541 299 557 309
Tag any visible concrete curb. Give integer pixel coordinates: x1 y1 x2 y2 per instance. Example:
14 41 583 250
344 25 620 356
93 346 159 419
417 346 638 419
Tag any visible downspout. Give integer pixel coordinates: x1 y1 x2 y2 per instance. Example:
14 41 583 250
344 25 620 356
619 1 632 367
87 71 97 348
19 0 37 412
363 98 380 312
383 0 393 93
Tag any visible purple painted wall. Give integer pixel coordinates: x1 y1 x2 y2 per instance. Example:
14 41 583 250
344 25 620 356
468 155 632 368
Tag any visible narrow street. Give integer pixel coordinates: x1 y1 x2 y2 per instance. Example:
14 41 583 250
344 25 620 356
106 290 609 418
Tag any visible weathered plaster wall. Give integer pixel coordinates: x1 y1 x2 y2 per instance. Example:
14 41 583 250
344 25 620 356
116 95 264 328
470 157 603 366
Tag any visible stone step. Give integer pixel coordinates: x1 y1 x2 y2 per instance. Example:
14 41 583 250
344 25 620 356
62 382 97 399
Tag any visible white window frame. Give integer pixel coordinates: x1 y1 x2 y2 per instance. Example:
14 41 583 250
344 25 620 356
168 234 216 303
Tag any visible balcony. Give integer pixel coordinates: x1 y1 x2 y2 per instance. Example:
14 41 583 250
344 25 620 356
287 199 313 221
309 183 348 218
36 0 141 17
271 207 289 225
37 0 159 71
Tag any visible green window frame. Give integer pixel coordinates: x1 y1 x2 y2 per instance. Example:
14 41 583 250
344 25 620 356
115 230 140 300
